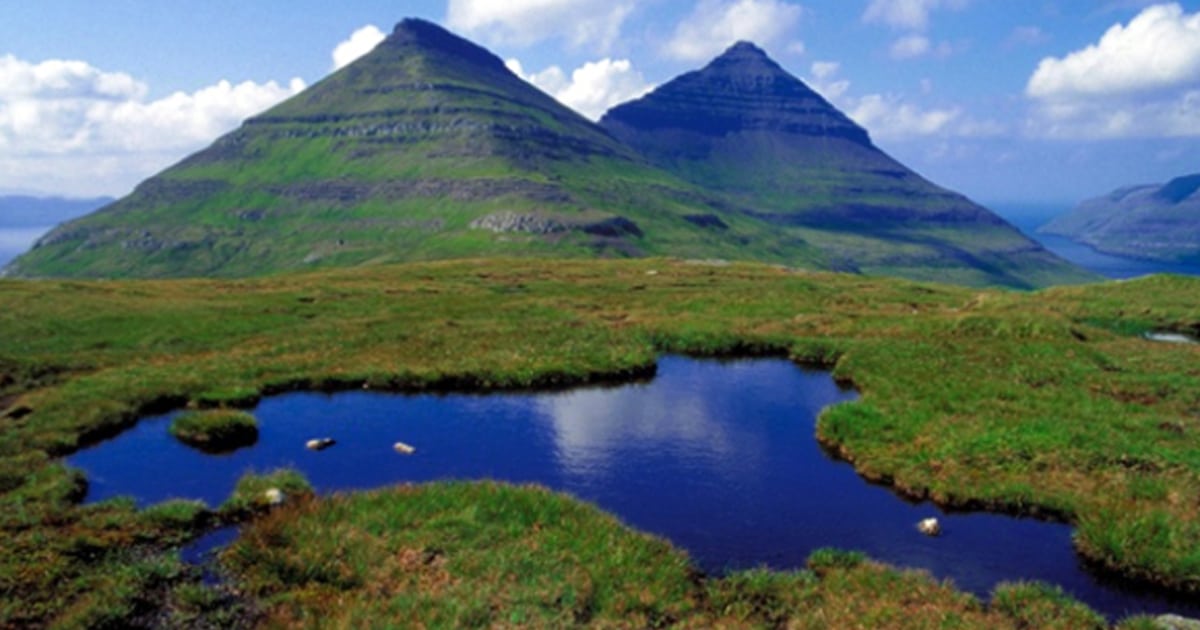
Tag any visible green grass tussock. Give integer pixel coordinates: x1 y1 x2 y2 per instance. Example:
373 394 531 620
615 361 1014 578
227 481 1113 628
169 409 259 452
0 258 1197 625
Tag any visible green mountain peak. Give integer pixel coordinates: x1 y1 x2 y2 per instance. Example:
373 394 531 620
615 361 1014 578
5 20 1092 288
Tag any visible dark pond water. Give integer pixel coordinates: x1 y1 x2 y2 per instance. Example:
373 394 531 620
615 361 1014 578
69 357 1200 620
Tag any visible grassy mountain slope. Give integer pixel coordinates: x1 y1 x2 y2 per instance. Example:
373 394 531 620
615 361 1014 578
7 20 816 279
600 43 1093 288
5 21 1090 287
1041 173 1200 263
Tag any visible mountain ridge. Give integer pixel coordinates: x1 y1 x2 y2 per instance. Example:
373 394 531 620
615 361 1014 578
5 20 1091 288
599 40 1087 287
1040 173 1200 263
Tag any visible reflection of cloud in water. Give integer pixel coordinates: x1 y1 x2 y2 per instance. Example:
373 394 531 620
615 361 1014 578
537 381 749 477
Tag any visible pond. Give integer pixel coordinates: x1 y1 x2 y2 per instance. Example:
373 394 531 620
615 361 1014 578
69 356 1199 620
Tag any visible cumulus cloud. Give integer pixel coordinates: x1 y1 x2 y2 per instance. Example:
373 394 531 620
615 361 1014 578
507 57 652 120
332 25 386 70
1027 3 1200 99
805 61 1000 140
663 0 803 62
0 54 305 196
447 0 634 50
849 94 961 138
863 0 968 31
1025 3 1200 138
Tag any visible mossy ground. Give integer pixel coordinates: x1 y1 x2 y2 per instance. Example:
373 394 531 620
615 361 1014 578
0 258 1197 627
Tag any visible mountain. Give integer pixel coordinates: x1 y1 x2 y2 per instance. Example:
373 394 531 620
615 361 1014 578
6 19 798 279
1040 174 1200 263
600 42 1091 288
4 21 1089 288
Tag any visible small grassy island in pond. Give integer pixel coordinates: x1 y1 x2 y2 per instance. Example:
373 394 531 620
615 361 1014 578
169 410 259 452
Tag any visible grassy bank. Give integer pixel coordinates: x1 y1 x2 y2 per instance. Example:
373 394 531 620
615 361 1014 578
0 258 1197 626
226 480 1111 628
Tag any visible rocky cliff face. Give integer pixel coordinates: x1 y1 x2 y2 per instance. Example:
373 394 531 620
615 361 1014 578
5 22 1090 288
1040 174 1200 263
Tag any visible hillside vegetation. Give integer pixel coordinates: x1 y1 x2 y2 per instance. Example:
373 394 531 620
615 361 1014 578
4 20 1091 289
0 259 1196 626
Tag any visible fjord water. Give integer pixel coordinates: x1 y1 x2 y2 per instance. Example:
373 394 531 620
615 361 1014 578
995 203 1200 279
70 357 1199 620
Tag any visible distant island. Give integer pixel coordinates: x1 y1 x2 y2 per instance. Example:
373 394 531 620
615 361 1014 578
1040 173 1200 263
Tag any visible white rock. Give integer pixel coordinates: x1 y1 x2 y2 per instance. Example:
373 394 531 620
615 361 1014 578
1156 614 1200 630
917 517 941 536
306 437 335 451
263 488 284 506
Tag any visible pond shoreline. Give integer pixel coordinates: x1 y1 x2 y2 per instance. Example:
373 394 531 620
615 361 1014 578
68 354 1200 620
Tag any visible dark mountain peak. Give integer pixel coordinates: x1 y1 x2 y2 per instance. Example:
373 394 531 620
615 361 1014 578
1155 173 1200 204
382 18 506 73
600 41 868 146
719 41 771 60
707 41 785 75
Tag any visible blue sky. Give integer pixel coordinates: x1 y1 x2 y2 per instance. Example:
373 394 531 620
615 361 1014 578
1 0 1198 206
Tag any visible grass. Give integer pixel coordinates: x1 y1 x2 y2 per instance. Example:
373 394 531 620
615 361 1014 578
0 257 1197 626
168 409 259 452
224 480 1115 628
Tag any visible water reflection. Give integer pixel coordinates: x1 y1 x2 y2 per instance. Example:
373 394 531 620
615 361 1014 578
67 357 1200 620
538 382 739 477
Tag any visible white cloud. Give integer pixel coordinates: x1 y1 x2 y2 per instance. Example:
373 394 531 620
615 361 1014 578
810 61 840 80
0 54 305 196
850 93 961 138
1026 90 1200 139
806 61 1000 140
332 25 386 70
1025 3 1200 138
446 0 634 51
889 34 955 59
508 57 652 120
862 0 968 31
1027 3 1200 99
890 34 931 58
664 0 803 62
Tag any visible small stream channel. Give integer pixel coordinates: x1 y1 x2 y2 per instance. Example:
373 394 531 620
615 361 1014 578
68 356 1199 621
